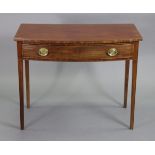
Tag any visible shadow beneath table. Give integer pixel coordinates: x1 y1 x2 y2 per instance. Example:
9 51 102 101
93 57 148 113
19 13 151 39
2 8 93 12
26 103 128 129
0 120 18 129
31 62 122 107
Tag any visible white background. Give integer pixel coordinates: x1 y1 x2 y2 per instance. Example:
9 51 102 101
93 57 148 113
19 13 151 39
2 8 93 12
0 0 155 13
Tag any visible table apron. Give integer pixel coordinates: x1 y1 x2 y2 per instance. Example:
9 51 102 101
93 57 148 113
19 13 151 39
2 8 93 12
22 43 134 61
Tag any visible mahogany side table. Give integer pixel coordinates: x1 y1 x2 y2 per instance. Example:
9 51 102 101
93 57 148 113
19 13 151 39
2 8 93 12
14 24 142 130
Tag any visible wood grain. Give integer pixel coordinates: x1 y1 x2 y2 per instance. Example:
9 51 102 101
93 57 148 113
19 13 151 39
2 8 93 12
22 43 134 61
124 60 130 108
17 42 24 130
14 24 142 44
25 60 30 109
130 42 139 129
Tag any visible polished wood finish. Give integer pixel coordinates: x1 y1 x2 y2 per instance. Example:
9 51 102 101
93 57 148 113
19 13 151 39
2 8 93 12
17 42 24 130
130 42 139 129
124 60 130 108
22 43 134 61
25 60 30 109
14 24 142 44
14 24 142 130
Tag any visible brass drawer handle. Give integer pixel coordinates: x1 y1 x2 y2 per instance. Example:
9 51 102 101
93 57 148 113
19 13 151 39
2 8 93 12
107 48 118 57
38 48 49 56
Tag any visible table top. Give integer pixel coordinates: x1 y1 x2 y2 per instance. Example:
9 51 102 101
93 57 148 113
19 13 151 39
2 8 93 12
14 24 142 44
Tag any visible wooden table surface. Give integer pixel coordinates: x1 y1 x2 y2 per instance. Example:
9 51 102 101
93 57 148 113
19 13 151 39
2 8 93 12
14 24 142 43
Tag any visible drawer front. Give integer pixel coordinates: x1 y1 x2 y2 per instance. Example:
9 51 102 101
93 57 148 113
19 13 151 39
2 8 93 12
22 44 134 61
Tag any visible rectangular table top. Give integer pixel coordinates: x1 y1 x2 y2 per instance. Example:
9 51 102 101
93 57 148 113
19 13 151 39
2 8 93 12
14 24 142 44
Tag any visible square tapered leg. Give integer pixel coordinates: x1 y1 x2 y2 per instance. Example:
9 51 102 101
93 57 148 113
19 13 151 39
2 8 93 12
130 42 139 129
124 60 130 108
25 60 30 109
17 42 24 130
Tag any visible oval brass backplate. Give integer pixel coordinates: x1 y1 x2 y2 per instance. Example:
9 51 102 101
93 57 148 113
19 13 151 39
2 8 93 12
107 48 118 57
38 48 49 56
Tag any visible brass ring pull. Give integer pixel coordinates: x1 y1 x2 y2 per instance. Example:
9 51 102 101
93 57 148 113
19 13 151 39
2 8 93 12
38 48 49 56
107 48 118 57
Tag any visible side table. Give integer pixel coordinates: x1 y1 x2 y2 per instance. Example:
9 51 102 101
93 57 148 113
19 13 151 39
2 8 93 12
14 24 142 130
